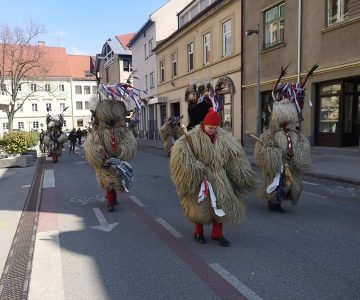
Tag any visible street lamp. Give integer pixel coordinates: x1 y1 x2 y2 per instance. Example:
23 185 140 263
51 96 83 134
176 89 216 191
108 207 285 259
246 24 261 135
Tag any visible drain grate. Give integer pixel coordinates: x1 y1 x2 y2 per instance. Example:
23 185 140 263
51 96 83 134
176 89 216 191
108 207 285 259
0 157 45 300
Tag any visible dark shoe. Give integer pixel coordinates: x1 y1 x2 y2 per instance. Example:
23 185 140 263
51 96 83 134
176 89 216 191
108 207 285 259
194 233 206 244
212 236 230 247
108 203 114 212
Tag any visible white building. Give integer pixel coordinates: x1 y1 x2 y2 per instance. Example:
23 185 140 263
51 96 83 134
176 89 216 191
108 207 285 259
128 0 193 139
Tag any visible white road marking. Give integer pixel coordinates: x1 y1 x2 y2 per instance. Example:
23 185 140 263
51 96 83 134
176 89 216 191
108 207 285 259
43 169 55 188
209 263 264 300
28 230 64 300
129 195 146 207
303 181 318 186
91 208 119 232
156 218 183 238
303 191 327 199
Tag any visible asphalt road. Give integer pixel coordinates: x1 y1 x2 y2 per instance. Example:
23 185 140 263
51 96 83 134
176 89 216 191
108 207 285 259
27 142 360 300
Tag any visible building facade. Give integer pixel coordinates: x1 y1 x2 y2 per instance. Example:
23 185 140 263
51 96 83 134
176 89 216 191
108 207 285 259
153 0 242 139
242 0 360 147
128 0 193 139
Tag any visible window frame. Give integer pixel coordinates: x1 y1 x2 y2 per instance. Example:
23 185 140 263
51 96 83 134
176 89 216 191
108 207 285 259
58 84 65 92
264 2 285 49
203 32 211 65
160 60 165 83
171 52 177 78
222 19 232 57
46 102 52 112
327 0 349 26
150 72 155 89
32 103 38 112
75 85 82 94
187 42 194 71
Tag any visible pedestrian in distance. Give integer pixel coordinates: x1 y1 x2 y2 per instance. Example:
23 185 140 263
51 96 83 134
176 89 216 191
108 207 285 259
170 108 255 247
39 129 45 153
159 116 182 157
76 128 83 145
68 128 77 154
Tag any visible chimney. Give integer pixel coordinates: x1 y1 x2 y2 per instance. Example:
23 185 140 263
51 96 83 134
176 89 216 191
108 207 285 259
38 41 45 47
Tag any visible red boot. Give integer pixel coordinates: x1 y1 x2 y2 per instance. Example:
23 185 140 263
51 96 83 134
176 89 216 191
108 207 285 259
211 222 230 247
106 189 117 212
194 223 206 244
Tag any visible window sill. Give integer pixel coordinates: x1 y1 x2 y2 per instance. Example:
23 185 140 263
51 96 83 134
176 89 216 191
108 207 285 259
261 42 286 53
321 16 360 33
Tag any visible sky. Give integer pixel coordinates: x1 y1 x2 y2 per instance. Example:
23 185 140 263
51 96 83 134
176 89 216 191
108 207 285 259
1 0 170 56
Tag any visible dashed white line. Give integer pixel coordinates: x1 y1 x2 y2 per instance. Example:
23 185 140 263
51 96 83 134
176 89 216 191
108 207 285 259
209 263 264 300
303 191 327 199
156 218 183 238
129 195 146 207
303 181 318 186
43 169 55 188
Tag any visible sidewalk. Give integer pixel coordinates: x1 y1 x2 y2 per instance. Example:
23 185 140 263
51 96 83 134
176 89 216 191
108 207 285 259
137 138 360 186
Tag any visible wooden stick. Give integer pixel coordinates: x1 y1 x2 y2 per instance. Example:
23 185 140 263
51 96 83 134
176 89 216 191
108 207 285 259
181 124 199 160
246 131 263 144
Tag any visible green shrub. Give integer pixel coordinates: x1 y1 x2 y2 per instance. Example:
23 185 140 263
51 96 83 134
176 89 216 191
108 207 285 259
28 131 39 146
2 131 32 154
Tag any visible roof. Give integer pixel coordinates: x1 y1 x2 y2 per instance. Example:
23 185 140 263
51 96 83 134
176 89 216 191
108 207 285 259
68 55 96 79
127 20 154 47
116 33 136 50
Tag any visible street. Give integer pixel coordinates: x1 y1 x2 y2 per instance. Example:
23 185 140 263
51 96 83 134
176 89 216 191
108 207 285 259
2 142 360 300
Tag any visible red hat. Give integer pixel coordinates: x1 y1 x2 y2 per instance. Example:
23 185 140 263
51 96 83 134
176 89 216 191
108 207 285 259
203 108 221 126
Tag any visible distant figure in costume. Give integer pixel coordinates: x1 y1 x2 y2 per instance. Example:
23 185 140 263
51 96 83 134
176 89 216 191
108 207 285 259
160 116 182 156
253 64 317 212
84 91 137 212
170 108 255 247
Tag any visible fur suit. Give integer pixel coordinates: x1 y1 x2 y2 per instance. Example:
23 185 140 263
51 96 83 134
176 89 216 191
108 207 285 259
170 125 255 225
160 122 182 155
254 100 312 208
84 99 136 210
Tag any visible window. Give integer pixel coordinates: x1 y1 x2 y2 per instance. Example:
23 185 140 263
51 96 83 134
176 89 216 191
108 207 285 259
203 32 211 64
150 72 154 89
31 84 37 92
60 103 66 112
264 3 285 48
45 84 50 92
187 43 194 71
171 53 177 77
76 101 83 110
32 103 38 112
77 119 83 127
33 121 39 129
221 94 232 129
92 86 97 94
223 20 232 56
18 122 24 129
145 75 148 91
59 84 65 92
123 60 131 72
17 84 22 91
63 120 67 127
3 123 9 130
318 83 341 133
84 86 91 94
75 85 82 94
144 44 147 60
46 103 52 112
85 101 89 110
160 60 165 83
149 39 153 56
327 0 349 26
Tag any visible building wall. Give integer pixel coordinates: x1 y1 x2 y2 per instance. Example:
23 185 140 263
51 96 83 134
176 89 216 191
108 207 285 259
242 0 360 147
155 0 242 139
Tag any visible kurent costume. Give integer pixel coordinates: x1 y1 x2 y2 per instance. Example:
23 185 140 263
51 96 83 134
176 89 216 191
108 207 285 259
160 116 182 156
84 82 141 211
43 109 68 162
170 108 255 246
253 65 316 212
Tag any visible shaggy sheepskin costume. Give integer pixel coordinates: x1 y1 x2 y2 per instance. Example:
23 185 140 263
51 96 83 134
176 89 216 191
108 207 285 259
170 120 255 245
160 119 182 155
254 97 312 210
84 99 137 211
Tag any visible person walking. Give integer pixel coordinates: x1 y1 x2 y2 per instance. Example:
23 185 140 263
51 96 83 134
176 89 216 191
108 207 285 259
39 129 45 153
170 108 255 247
160 116 182 156
76 128 83 145
68 128 77 154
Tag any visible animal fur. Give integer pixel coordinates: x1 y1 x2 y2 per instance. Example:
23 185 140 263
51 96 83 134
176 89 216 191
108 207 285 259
254 99 311 205
170 125 255 225
160 123 182 153
84 99 137 191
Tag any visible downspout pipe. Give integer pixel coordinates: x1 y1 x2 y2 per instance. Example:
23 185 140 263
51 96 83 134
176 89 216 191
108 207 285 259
297 0 302 83
240 0 244 145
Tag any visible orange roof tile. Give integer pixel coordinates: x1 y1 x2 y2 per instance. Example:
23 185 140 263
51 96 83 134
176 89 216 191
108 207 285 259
68 55 95 79
116 33 136 50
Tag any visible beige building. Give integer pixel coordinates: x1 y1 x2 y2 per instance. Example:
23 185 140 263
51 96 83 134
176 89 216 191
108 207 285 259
153 0 242 139
243 0 360 147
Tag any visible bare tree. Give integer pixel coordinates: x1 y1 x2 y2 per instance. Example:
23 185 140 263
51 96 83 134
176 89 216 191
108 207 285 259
0 21 49 131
